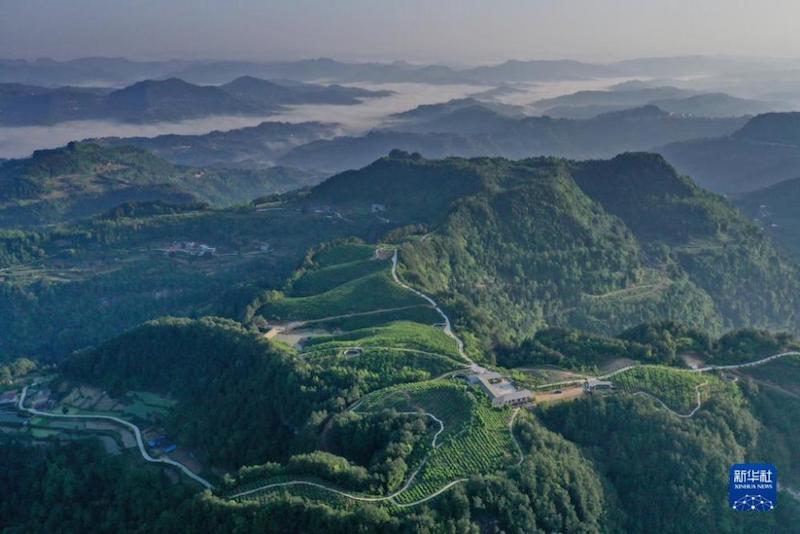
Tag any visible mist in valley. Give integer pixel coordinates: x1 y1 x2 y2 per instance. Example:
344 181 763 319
0 77 661 159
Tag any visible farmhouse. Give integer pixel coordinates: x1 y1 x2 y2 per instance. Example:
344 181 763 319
469 371 533 407
583 379 615 393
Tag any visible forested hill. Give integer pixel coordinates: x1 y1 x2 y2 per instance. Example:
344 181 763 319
0 141 319 226
62 317 321 466
309 151 800 347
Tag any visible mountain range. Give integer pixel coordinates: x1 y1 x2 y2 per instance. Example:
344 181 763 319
659 112 800 194
0 76 390 125
91 120 338 168
308 151 800 341
280 104 746 172
2 55 795 86
532 83 781 119
3 146 799 533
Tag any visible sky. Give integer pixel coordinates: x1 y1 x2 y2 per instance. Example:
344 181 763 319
2 0 800 63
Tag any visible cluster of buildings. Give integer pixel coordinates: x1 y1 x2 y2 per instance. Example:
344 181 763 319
468 371 533 407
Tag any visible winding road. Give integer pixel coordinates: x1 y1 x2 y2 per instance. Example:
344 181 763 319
533 352 800 419
17 385 214 489
631 382 709 419
389 249 484 372
231 248 523 507
229 409 454 505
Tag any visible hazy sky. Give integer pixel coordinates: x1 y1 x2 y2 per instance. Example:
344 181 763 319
2 0 800 63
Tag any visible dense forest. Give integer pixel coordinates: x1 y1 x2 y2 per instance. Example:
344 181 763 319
495 321 796 369
4 397 799 533
377 152 800 352
4 150 800 532
61 316 458 467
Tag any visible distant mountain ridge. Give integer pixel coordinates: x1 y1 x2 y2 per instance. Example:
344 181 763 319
280 104 746 172
533 85 781 119
659 112 800 194
0 76 390 125
1 55 790 86
91 120 338 168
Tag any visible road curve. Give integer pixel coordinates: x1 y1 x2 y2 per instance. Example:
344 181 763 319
389 249 484 372
18 385 214 489
631 382 709 419
232 247 525 506
534 352 800 391
390 411 446 448
692 351 800 372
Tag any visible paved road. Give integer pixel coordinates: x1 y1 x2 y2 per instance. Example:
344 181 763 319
230 408 451 503
535 352 800 391
18 385 214 489
233 247 525 507
692 351 800 372
389 249 485 373
631 382 709 419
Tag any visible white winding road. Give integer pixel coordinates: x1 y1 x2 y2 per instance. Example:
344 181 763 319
533 352 800 418
630 382 709 419
17 385 214 489
229 409 452 504
231 248 524 507
389 249 484 373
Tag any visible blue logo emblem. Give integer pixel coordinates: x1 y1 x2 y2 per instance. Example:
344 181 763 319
729 464 777 511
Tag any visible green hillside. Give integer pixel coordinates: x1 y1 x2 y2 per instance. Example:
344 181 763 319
0 141 320 227
20 236 799 533
4 150 798 364
331 152 798 351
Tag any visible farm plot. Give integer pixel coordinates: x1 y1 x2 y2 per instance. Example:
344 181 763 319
358 380 518 505
231 381 519 507
314 243 377 268
302 321 461 359
393 401 517 505
290 257 389 296
259 271 427 321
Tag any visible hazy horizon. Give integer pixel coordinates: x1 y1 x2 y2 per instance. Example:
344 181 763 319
3 0 800 64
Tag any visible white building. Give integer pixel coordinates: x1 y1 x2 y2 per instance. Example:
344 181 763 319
583 379 615 393
469 371 533 407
